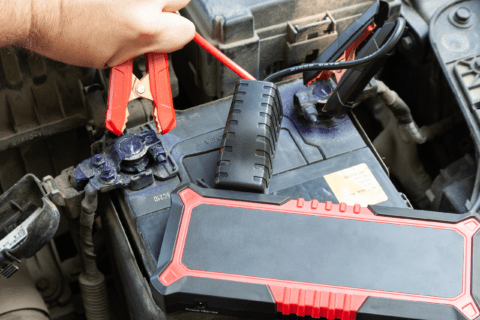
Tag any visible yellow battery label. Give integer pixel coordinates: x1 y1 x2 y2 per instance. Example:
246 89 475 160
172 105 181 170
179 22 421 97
324 163 388 207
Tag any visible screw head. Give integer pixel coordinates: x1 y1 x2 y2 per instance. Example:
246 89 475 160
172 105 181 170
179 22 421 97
137 85 145 94
455 7 471 24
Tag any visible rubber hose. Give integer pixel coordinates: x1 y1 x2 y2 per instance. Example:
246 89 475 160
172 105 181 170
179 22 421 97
78 272 110 320
79 183 110 320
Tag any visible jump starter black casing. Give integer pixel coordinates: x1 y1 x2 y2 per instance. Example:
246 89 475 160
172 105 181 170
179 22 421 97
150 185 480 320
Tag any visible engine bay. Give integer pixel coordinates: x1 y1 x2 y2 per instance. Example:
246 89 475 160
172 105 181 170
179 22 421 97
1 0 480 319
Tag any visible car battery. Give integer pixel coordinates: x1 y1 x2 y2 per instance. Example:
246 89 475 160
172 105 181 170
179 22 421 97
174 0 400 102
105 78 480 319
112 77 408 282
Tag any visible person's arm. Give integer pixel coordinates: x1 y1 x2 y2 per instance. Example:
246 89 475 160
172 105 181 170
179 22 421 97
0 0 195 68
0 1 32 47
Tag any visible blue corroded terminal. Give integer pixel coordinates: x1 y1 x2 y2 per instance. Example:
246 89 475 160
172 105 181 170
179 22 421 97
73 129 178 192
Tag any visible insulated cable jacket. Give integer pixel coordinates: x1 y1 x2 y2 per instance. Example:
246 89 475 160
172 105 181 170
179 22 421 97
264 17 406 83
193 32 256 81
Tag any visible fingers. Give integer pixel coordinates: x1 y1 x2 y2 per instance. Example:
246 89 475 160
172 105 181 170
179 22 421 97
106 12 195 67
150 13 195 52
160 0 191 12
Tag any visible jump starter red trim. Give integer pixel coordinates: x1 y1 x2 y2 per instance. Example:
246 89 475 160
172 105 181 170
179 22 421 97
159 188 480 320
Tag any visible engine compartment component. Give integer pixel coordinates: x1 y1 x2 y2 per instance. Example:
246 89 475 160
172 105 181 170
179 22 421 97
429 154 477 212
0 47 99 152
0 264 49 319
0 175 59 278
429 0 480 212
176 0 400 103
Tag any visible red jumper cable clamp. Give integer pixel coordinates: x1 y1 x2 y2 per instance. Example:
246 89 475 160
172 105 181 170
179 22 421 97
106 53 175 136
105 32 256 136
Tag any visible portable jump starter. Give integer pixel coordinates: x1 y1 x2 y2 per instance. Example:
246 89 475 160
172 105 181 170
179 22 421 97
150 185 480 320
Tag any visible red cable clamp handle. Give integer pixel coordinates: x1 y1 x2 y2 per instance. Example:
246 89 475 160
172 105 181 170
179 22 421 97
106 53 175 136
106 30 256 136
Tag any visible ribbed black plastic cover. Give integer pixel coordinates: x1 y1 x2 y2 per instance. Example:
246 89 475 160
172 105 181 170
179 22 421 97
215 80 283 192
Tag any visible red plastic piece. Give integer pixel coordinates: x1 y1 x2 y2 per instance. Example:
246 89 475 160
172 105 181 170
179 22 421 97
146 53 176 134
193 32 256 81
159 189 480 320
353 204 361 214
325 201 333 211
297 198 305 208
270 287 367 320
106 59 134 136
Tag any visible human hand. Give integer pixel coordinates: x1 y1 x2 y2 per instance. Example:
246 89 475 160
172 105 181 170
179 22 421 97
23 0 195 68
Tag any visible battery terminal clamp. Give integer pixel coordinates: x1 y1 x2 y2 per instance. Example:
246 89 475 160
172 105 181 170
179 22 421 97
74 129 178 193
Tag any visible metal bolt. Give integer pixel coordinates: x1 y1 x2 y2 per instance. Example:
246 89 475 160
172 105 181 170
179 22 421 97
307 115 318 123
401 36 414 51
150 145 166 163
302 104 318 123
91 154 105 167
100 165 115 182
455 7 471 24
136 85 145 94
